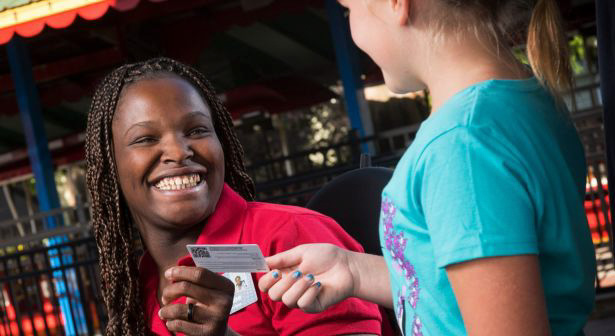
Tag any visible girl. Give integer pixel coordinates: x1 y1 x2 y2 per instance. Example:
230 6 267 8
259 0 596 335
85 58 388 335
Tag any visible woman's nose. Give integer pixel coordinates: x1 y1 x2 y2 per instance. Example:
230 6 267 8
161 135 193 163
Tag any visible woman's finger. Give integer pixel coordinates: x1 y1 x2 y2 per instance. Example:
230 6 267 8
297 282 323 313
159 302 227 323
161 280 231 307
281 273 316 309
266 269 303 302
258 269 282 292
160 303 195 322
163 304 229 336
165 266 234 293
165 318 215 336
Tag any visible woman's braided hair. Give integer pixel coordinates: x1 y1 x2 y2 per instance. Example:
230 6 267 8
85 57 254 335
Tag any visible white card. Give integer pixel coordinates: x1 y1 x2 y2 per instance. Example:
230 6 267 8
186 244 269 273
223 272 258 314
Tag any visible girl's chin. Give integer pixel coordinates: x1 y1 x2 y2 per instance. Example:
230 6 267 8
383 72 425 94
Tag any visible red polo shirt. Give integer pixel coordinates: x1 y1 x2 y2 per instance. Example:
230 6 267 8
140 184 388 335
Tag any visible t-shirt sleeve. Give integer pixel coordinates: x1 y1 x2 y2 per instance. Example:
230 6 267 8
418 126 539 268
258 212 384 336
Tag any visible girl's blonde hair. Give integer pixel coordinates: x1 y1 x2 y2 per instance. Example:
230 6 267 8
526 0 571 93
429 0 571 94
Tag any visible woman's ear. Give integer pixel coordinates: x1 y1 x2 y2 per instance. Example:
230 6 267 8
390 0 410 26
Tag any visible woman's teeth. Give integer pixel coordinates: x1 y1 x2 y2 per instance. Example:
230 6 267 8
155 173 201 191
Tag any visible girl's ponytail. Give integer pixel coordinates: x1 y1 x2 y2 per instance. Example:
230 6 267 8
526 0 572 94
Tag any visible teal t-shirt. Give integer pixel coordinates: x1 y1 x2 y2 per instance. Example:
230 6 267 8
379 78 596 336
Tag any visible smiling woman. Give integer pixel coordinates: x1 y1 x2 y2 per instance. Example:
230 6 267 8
111 75 227 232
85 58 389 336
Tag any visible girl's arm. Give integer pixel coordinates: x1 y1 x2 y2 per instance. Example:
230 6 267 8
258 243 393 312
446 255 551 336
348 250 393 308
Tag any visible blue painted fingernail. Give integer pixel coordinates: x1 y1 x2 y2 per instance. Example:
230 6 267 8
292 270 302 279
315 282 322 288
272 271 280 279
306 274 314 281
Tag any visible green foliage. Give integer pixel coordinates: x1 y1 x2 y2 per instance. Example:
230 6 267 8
569 34 586 75
513 47 530 66
513 34 590 76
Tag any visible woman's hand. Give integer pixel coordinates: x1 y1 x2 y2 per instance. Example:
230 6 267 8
257 243 357 313
159 266 235 335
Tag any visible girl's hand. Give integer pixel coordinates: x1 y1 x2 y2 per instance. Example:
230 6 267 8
257 243 357 313
159 266 235 336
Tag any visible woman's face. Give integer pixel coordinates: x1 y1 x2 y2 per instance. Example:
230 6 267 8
112 75 225 231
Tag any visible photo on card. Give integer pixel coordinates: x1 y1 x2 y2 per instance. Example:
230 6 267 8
223 272 258 314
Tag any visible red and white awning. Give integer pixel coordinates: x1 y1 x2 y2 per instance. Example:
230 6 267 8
0 0 164 44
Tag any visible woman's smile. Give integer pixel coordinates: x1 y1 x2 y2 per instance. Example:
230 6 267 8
154 173 202 191
151 176 209 203
150 166 207 193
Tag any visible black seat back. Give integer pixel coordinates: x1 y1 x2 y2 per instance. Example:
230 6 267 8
306 167 394 256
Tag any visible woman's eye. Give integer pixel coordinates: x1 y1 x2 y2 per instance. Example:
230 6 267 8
132 137 157 145
188 127 209 137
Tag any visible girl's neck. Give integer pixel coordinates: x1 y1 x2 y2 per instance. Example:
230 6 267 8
418 34 531 113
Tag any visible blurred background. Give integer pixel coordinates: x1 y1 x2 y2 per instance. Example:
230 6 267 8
0 0 613 335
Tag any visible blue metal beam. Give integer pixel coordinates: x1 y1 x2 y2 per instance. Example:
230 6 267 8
596 0 615 254
326 0 370 153
6 37 61 219
6 36 87 336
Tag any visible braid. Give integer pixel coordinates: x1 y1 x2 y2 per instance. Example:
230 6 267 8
86 57 254 335
86 65 145 335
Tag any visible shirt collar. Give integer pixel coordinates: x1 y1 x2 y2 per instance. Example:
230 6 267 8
195 183 246 244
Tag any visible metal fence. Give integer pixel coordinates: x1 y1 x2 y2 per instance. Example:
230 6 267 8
0 237 105 336
0 206 91 251
246 125 419 185
253 126 417 205
568 76 615 291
